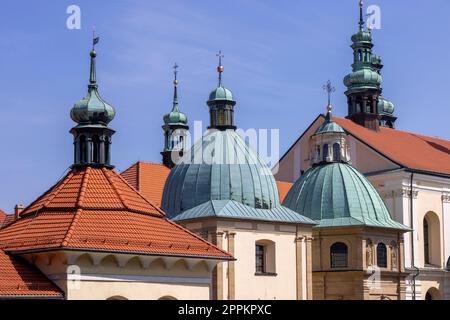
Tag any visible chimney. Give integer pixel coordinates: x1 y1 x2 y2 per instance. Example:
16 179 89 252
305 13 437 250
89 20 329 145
14 204 24 221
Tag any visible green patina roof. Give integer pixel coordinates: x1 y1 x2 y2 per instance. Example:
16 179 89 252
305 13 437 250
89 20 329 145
344 68 381 90
378 96 395 115
162 129 281 216
314 113 345 135
208 86 235 103
171 200 316 225
71 51 115 127
283 163 409 230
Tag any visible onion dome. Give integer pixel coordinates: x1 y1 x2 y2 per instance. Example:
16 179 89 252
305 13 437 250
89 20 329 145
378 96 395 115
70 49 116 126
351 30 372 43
344 68 381 89
162 129 280 215
282 163 408 230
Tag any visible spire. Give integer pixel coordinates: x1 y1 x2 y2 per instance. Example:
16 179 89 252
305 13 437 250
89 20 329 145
359 0 364 31
216 50 224 86
89 28 100 87
172 62 180 111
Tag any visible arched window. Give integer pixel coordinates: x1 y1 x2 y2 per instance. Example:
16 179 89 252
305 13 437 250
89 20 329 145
255 240 276 275
423 212 441 266
377 243 387 268
424 218 430 265
92 136 101 163
322 144 329 162
333 143 341 162
79 135 87 163
330 242 348 268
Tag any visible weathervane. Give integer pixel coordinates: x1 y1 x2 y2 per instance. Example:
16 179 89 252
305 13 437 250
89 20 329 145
322 80 336 108
92 26 100 50
216 50 224 86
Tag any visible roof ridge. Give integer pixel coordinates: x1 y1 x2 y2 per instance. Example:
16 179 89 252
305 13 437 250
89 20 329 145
102 167 130 211
77 167 91 208
112 168 167 216
335 116 450 142
62 208 83 247
21 171 75 215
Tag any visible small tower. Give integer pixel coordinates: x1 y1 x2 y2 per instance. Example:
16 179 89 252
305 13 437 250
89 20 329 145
311 81 350 166
344 1 396 130
161 63 189 168
344 0 382 131
70 35 116 168
207 51 237 130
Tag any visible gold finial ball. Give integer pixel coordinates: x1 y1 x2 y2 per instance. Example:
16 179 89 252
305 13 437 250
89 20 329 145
90 50 97 58
173 79 179 86
217 65 224 73
327 105 333 112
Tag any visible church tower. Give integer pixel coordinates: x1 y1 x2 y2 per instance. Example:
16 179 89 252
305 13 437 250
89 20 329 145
70 36 116 168
161 64 189 168
344 0 396 130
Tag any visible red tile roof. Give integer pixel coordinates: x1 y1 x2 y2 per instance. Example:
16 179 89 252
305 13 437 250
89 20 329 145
0 250 63 298
0 167 232 260
121 162 170 207
276 181 293 202
0 210 5 227
334 117 450 176
0 211 14 230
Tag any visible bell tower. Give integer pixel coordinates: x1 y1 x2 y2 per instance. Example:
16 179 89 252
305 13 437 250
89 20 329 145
161 63 189 168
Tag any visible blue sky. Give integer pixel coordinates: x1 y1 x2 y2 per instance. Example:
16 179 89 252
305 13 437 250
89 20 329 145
0 0 449 212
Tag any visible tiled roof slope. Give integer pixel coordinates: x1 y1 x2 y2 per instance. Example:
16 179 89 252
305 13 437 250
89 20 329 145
121 162 171 207
276 181 293 202
0 250 63 298
334 117 450 176
0 210 5 228
0 167 231 260
0 211 14 230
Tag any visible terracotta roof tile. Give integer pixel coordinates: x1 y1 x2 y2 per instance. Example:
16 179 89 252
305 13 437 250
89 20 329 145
0 212 15 230
334 117 450 175
0 250 63 297
121 162 171 207
276 181 293 202
0 167 231 260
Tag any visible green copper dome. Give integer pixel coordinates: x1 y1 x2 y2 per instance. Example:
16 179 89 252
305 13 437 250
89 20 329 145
164 106 187 125
378 96 395 115
71 51 116 126
162 129 280 216
208 86 235 104
344 68 381 89
351 30 372 43
283 163 408 230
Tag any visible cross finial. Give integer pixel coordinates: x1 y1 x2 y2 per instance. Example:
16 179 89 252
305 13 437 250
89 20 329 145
359 0 364 31
322 80 335 108
216 50 224 86
173 62 179 85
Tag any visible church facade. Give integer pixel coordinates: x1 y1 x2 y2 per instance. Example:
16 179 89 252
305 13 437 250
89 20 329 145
275 1 450 300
